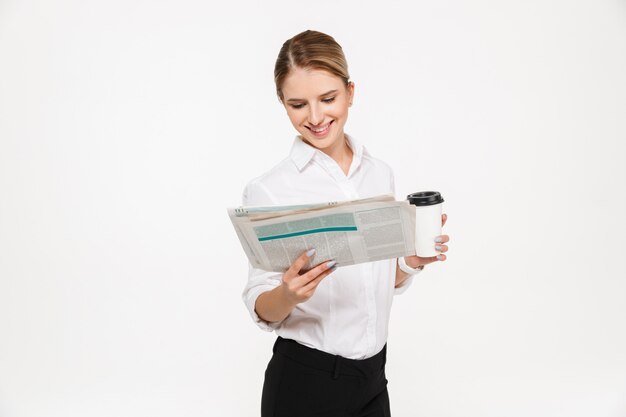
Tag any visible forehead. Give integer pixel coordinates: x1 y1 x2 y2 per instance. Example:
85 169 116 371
282 68 344 99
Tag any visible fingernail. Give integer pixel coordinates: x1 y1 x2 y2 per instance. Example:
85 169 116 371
306 248 316 257
437 255 444 261
435 237 443 243
435 245 442 251
326 260 337 268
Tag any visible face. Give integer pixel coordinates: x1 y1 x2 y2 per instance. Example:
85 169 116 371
280 67 354 153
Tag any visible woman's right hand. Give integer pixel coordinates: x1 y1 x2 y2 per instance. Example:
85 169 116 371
281 249 336 305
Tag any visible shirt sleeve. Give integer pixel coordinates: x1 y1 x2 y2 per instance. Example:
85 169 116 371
240 180 286 331
242 263 285 331
394 266 415 295
389 168 417 295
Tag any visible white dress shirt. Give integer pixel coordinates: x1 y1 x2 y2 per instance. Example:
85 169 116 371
241 134 416 359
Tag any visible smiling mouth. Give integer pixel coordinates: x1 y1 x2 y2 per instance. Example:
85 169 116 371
307 120 333 136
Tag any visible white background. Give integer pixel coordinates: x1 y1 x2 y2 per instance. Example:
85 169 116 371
1 1 625 416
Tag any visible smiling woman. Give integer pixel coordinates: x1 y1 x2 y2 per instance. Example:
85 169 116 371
274 30 355 175
281 68 354 174
241 30 450 417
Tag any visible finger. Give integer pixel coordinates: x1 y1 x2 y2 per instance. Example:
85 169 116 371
301 264 337 293
435 235 450 244
442 213 447 226
417 255 438 265
285 248 316 278
435 244 448 253
436 254 447 261
296 260 336 287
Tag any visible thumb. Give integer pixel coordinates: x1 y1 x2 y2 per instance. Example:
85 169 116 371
415 255 438 266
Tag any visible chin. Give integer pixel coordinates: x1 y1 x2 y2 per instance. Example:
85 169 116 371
300 130 343 151
302 135 336 150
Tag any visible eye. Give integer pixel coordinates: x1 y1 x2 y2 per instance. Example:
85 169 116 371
290 103 305 109
322 97 336 103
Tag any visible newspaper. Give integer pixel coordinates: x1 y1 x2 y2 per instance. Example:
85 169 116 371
228 194 416 272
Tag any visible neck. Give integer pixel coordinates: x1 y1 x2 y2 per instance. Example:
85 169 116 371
320 133 353 175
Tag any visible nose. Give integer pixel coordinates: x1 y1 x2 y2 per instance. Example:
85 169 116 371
307 103 323 126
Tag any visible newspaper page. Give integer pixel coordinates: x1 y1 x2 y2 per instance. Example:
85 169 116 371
228 195 416 272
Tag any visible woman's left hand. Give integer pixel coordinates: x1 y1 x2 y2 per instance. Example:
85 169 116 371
403 213 449 268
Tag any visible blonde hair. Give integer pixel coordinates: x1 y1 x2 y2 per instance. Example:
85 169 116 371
274 30 351 102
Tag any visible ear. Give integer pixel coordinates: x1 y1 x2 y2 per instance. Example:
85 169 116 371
347 81 355 106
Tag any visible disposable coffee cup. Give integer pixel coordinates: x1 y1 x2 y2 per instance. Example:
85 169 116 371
407 191 444 257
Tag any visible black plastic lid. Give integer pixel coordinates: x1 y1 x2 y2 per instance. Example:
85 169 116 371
407 191 444 206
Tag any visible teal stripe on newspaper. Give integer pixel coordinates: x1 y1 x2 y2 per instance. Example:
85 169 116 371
258 226 357 241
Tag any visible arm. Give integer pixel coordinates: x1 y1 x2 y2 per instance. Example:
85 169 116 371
255 286 298 324
394 213 451 290
254 249 337 324
395 260 417 288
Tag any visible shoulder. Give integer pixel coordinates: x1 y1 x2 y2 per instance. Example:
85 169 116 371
362 151 395 181
242 157 296 206
348 133 395 180
366 154 394 175
357 143 396 195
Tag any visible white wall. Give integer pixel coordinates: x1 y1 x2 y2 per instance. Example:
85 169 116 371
1 1 625 416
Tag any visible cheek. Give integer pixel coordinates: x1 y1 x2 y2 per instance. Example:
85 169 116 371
330 102 350 119
286 110 304 126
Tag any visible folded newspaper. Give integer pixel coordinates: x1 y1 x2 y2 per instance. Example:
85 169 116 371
228 194 416 272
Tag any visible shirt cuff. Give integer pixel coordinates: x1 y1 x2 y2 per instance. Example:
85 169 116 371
394 274 415 295
394 257 424 295
243 284 284 332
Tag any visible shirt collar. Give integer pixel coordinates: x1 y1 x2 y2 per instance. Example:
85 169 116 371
289 133 368 173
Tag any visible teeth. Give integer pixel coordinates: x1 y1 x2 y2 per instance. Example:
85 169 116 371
311 123 330 133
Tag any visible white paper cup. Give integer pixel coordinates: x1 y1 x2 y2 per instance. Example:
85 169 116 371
407 191 444 257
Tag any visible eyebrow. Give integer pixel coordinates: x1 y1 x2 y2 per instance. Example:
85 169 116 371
286 89 338 102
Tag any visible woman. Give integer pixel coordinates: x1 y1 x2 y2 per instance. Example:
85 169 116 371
242 30 450 417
